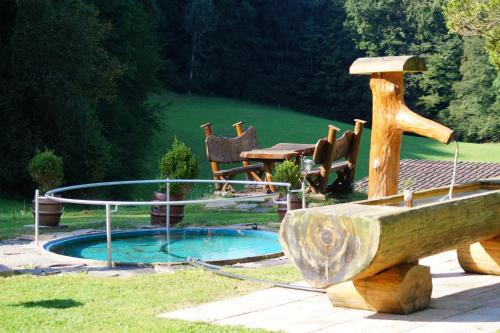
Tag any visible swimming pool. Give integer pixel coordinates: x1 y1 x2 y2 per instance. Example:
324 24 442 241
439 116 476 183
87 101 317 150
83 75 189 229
44 228 283 265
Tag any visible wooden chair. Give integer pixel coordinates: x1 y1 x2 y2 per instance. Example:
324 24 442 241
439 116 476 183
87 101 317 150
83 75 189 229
306 119 366 195
201 122 265 192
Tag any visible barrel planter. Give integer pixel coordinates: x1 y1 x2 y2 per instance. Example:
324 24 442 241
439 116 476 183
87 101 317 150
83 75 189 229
151 192 185 226
277 193 302 222
32 197 63 227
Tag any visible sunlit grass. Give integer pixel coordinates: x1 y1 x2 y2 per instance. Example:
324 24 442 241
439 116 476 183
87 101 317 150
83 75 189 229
146 91 500 186
0 265 300 332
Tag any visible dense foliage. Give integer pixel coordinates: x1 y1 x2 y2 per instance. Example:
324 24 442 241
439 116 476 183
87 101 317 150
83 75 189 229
0 0 161 195
27 148 64 194
158 138 199 195
273 160 301 196
443 37 500 142
158 0 498 141
444 0 500 69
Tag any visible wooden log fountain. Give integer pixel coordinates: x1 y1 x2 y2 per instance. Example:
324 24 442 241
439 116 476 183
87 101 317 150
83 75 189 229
349 56 454 199
280 56 498 314
280 179 500 314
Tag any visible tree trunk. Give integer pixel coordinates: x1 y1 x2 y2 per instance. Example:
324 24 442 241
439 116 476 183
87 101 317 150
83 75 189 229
367 72 454 199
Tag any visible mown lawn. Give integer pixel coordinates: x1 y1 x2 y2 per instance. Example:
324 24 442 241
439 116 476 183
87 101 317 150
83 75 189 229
0 196 279 241
0 265 300 332
144 92 500 188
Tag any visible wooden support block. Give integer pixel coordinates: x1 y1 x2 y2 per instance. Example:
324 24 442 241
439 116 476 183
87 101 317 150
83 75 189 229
457 236 500 275
326 263 432 314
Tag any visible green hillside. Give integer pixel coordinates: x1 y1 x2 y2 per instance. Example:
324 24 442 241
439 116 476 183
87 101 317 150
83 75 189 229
144 91 500 187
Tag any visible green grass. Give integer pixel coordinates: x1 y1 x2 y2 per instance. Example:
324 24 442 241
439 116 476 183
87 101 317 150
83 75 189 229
144 91 500 187
0 265 300 332
0 198 278 240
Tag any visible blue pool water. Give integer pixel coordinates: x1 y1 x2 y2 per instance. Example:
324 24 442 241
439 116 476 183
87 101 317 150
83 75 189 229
44 228 282 264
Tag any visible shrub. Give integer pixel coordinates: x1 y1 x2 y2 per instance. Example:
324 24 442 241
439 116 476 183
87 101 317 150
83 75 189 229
273 160 301 196
159 138 198 195
27 148 64 194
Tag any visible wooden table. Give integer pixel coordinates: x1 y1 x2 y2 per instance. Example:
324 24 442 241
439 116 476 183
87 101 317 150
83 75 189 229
240 143 315 192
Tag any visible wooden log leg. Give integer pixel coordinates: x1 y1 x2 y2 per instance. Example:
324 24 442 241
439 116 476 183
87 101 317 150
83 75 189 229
457 236 500 275
263 161 275 192
201 123 223 191
248 171 266 192
306 175 320 193
219 176 236 193
326 263 432 314
317 125 339 193
327 169 351 194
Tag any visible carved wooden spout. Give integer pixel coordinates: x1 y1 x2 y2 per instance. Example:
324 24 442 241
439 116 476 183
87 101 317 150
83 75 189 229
350 56 454 198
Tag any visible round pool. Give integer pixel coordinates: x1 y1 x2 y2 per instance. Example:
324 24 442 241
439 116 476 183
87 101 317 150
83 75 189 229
44 228 283 265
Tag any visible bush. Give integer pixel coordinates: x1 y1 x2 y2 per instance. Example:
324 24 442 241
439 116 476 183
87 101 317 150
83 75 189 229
273 160 301 196
159 138 198 195
27 148 64 194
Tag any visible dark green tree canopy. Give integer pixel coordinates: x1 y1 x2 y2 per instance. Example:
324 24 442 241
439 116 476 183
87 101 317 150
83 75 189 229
0 0 161 195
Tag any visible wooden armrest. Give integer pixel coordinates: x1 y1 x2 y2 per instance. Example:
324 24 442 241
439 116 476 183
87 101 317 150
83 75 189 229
331 160 351 171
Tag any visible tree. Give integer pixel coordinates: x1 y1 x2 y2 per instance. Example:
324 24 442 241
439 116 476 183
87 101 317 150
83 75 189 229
443 37 500 142
0 0 162 195
444 0 500 69
184 0 218 93
344 0 462 120
0 0 117 193
89 0 163 182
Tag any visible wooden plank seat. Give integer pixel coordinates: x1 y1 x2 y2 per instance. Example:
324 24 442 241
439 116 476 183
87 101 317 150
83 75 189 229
306 161 350 176
201 122 265 192
213 163 264 177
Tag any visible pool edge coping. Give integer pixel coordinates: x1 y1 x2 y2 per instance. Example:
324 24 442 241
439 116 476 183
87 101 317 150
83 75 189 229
41 228 284 268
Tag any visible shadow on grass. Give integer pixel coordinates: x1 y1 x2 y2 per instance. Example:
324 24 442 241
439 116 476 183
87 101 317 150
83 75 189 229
13 299 83 309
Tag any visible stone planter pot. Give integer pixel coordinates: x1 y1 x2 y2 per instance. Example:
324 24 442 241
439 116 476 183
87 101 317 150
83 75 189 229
32 196 63 227
151 191 185 226
277 193 302 222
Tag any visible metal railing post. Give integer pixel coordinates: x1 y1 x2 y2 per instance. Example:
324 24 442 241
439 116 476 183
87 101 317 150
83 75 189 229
105 203 112 269
301 181 306 209
166 179 171 258
286 185 291 211
35 189 39 246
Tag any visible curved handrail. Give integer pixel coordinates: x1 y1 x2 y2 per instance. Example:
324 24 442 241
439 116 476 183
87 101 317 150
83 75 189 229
44 178 290 206
35 178 300 268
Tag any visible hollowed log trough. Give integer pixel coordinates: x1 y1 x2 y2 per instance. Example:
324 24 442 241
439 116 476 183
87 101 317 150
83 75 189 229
279 179 500 314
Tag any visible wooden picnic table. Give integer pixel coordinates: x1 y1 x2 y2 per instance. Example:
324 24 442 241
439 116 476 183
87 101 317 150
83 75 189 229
240 143 315 192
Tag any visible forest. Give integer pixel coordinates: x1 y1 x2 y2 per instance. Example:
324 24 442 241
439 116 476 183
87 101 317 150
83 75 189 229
0 0 498 195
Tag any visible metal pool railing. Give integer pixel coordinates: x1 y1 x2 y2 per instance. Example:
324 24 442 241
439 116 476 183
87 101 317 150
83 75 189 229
34 178 304 268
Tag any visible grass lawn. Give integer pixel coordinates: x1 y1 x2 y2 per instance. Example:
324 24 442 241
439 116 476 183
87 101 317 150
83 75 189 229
0 197 279 241
142 91 500 195
0 196 298 332
0 265 300 332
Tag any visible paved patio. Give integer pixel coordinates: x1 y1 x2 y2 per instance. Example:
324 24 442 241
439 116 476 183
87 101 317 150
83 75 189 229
160 251 500 333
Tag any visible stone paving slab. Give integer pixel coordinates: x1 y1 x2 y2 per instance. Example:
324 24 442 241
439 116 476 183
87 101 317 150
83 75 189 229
160 251 500 333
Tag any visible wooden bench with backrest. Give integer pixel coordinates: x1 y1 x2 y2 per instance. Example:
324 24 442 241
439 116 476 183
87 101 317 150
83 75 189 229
201 122 265 191
306 119 366 195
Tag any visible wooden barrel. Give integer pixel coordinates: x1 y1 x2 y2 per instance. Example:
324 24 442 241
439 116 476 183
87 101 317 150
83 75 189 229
151 192 185 225
277 194 302 222
32 197 63 227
